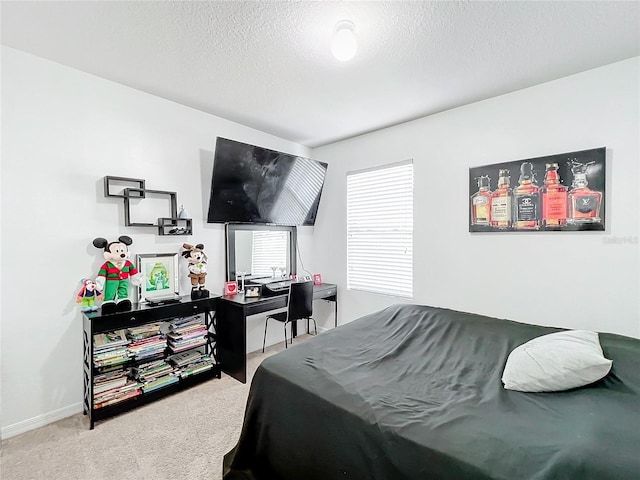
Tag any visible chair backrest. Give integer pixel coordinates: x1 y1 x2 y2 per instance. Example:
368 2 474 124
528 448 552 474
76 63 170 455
287 281 314 322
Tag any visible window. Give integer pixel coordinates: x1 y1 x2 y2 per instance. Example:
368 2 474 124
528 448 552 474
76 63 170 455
347 160 413 297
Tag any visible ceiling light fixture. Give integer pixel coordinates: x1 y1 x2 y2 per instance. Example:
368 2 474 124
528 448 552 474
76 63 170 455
331 20 357 62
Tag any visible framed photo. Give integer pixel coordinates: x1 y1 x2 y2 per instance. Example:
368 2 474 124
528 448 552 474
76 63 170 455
136 253 179 302
245 285 261 298
224 281 239 296
469 147 605 233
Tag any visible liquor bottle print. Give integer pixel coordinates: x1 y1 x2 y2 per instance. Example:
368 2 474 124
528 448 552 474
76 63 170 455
471 175 492 226
567 160 602 224
513 162 540 230
490 169 513 229
541 162 567 228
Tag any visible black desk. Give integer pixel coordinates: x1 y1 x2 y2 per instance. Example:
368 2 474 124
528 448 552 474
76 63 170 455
217 283 338 383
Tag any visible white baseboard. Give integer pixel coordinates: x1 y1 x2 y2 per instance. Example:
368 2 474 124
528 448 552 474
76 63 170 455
1 402 83 440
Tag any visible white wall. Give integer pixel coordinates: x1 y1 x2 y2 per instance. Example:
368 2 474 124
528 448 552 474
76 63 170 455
312 57 640 339
0 47 318 437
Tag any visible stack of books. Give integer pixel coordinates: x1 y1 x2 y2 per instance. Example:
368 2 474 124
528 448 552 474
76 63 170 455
126 323 167 361
167 349 216 378
93 369 142 409
93 329 130 369
166 316 208 353
132 359 179 393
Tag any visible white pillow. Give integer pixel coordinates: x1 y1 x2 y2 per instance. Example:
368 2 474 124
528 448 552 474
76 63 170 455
502 330 612 392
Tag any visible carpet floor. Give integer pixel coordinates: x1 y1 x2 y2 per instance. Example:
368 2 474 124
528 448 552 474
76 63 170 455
1 339 293 480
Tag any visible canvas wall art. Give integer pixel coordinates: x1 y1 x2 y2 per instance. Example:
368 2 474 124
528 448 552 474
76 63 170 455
469 147 605 232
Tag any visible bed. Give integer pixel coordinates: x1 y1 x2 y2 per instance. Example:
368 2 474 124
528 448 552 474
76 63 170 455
223 304 640 480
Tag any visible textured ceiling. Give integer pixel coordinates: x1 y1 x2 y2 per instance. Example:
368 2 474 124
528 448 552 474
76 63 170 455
2 1 639 148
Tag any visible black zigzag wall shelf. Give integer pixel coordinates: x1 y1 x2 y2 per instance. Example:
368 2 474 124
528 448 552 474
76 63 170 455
103 176 192 236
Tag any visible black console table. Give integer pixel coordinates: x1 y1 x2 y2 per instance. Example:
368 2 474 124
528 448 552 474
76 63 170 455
217 283 338 383
82 295 220 429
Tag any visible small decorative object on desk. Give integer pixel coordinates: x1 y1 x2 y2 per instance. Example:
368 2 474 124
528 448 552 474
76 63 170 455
236 271 247 293
178 204 188 219
224 281 238 296
245 285 261 298
93 236 144 315
313 273 323 285
76 278 100 312
181 243 209 300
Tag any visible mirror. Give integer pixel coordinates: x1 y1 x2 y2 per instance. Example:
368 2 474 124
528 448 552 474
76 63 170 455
225 224 297 282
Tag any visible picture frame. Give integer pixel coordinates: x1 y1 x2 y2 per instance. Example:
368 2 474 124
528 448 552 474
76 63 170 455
136 253 179 302
469 147 605 233
245 285 261 298
224 281 239 296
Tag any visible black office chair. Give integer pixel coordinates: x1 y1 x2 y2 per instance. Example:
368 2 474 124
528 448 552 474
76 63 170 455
262 280 317 352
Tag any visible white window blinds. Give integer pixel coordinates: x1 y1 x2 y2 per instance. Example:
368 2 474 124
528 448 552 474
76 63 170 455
346 160 413 298
251 231 288 278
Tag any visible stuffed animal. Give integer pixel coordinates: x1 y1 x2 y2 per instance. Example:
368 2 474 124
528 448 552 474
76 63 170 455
93 235 143 314
181 243 209 299
76 278 100 312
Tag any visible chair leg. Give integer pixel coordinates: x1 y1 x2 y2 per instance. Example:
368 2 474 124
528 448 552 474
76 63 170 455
283 322 288 349
310 317 317 336
262 317 269 353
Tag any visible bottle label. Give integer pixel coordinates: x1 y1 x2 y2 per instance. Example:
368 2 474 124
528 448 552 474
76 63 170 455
472 196 490 223
474 205 489 223
516 194 539 221
543 191 567 220
576 195 598 214
491 197 511 221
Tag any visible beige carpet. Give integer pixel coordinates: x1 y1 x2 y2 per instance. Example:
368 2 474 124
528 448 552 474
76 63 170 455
0 339 294 480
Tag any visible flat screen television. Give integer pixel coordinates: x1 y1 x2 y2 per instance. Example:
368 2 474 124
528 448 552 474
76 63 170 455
207 137 328 226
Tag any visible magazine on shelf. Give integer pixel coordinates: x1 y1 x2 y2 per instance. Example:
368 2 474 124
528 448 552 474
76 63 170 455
94 369 129 383
94 381 142 402
167 349 205 367
180 364 213 378
142 375 179 393
94 388 142 409
94 329 128 349
94 377 130 394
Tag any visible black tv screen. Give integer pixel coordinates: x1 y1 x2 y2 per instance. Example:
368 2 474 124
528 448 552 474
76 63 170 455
207 138 328 226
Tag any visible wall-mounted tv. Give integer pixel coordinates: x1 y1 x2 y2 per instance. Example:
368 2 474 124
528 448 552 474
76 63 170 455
207 137 328 226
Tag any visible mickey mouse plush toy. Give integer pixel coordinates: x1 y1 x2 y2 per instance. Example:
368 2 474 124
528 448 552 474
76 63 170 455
181 243 209 299
93 235 143 314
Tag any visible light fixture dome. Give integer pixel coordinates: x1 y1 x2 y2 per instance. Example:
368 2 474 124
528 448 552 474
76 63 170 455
331 20 357 62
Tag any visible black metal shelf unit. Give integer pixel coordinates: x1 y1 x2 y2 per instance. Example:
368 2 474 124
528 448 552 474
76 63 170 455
82 295 220 429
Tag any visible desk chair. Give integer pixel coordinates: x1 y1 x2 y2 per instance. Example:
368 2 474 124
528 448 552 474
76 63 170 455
262 280 317 352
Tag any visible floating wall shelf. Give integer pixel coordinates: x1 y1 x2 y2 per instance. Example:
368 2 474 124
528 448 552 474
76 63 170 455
158 217 193 236
103 176 192 236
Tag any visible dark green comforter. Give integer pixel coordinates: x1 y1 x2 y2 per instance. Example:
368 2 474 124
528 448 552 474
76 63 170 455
224 304 640 479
